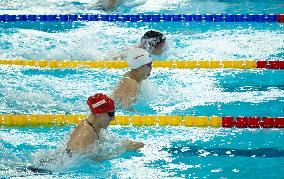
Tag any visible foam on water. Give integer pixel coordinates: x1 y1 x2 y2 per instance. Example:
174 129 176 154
1 22 284 61
2 0 283 14
1 125 284 178
0 0 146 14
0 65 283 116
0 127 134 175
0 0 284 177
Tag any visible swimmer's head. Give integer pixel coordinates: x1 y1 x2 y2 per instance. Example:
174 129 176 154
126 48 152 69
141 30 166 55
126 48 152 80
87 93 116 128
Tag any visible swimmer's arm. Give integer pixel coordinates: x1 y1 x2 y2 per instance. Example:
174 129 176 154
112 46 140 60
112 53 127 60
92 140 144 162
123 139 145 151
112 47 130 60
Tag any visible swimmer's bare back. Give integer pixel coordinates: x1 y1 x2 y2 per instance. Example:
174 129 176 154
112 75 139 109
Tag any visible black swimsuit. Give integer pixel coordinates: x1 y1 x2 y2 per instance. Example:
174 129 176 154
66 121 99 157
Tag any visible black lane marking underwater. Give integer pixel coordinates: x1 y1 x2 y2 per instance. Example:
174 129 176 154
164 146 284 158
4 163 54 177
26 166 53 175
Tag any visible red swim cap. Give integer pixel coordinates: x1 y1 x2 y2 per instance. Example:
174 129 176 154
87 93 115 114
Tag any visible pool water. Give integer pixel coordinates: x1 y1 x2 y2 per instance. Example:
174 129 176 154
1 0 284 14
0 66 283 117
0 0 284 178
1 126 284 178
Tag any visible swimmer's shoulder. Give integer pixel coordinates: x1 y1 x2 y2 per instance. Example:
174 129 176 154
121 76 139 87
114 77 139 98
73 122 97 138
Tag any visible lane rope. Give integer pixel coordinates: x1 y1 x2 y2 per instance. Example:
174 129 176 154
1 60 284 69
0 14 283 23
0 115 283 128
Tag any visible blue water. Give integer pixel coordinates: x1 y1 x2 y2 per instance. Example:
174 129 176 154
0 0 284 178
1 126 284 178
0 66 283 117
1 0 284 14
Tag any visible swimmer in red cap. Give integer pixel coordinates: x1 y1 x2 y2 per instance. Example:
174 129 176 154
112 30 166 109
67 93 144 156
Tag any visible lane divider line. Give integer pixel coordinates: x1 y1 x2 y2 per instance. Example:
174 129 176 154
0 14 283 23
0 115 283 128
0 60 283 69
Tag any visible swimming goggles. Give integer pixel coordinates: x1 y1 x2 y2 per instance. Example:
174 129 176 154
107 111 115 118
146 62 152 68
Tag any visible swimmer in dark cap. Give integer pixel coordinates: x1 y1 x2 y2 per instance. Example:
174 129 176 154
139 30 167 55
114 30 166 59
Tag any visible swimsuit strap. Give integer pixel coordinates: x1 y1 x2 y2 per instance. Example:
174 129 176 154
86 121 100 139
86 121 95 130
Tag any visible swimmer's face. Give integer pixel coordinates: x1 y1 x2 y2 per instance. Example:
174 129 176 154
99 111 115 129
152 41 166 55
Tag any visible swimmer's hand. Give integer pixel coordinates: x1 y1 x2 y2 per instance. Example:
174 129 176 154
124 140 145 151
112 53 125 60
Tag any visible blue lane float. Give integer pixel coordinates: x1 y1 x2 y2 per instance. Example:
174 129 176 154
0 14 282 23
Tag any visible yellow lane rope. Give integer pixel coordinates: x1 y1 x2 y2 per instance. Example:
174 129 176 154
0 115 222 127
0 60 258 69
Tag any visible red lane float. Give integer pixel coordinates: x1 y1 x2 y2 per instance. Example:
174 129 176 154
259 117 274 128
256 61 284 69
274 118 284 128
277 14 284 22
268 61 284 69
256 61 267 68
236 117 249 128
222 116 235 128
222 117 284 128
248 117 261 128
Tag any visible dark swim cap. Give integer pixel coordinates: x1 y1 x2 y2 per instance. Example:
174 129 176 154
141 30 166 48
